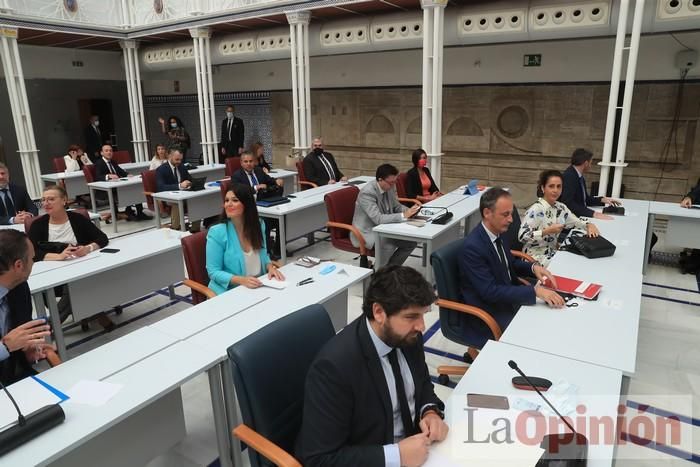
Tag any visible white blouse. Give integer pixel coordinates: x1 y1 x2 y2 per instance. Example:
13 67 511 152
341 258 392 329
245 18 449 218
243 248 262 277
149 157 167 171
63 154 92 173
48 221 77 245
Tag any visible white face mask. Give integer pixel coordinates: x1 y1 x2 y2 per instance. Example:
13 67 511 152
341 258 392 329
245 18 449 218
93 120 99 127
226 112 234 118
170 122 178 129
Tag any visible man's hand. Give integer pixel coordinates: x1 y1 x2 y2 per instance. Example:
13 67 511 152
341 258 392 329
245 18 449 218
25 343 55 363
544 223 564 236
419 411 449 443
593 212 613 220
180 180 192 190
340 176 348 182
586 223 600 238
328 179 337 184
256 183 268 191
681 196 692 208
403 204 421 219
535 285 565 308
532 264 558 289
108 174 119 180
2 320 51 352
602 197 621 206
221 147 226 156
398 433 430 467
276 179 284 187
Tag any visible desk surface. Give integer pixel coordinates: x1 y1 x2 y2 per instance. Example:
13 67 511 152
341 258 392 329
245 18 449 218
649 200 700 218
425 340 621 467
88 175 143 189
28 229 184 293
151 184 220 201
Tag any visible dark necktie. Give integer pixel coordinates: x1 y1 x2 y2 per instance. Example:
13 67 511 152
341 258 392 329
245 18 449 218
108 162 116 175
319 154 335 181
388 349 415 438
579 176 587 202
228 119 233 139
172 166 179 184
1 188 16 217
249 172 259 187
494 237 511 280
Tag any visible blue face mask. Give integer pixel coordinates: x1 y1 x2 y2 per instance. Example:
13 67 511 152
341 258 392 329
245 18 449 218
170 122 178 129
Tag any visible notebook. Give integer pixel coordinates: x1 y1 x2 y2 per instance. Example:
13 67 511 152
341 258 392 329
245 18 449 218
541 275 602 300
256 196 291 207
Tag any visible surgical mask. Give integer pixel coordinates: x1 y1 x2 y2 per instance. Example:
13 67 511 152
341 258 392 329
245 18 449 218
313 147 323 156
93 120 99 127
417 159 427 168
226 112 233 118
170 122 178 129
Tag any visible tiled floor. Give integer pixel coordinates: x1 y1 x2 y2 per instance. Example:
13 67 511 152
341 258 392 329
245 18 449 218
57 216 700 466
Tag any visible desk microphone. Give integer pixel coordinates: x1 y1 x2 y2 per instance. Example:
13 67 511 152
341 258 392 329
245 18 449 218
0 378 65 456
419 206 453 225
508 360 587 467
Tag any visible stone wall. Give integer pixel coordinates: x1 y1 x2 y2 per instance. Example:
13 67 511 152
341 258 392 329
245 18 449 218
271 81 700 208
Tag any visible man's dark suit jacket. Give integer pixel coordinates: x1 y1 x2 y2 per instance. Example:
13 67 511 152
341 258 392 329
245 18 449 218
0 183 38 225
560 165 603 218
219 116 245 162
459 223 536 335
155 163 193 192
28 211 109 261
303 151 344 186
297 316 442 467
0 282 35 385
94 157 127 181
405 166 439 200
231 167 277 190
686 184 700 204
84 124 103 162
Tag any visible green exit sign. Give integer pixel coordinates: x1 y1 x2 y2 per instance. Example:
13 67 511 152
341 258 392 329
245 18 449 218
524 54 542 67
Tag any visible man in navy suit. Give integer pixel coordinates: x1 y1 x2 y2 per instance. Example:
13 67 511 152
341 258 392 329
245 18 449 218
560 148 621 220
156 148 195 231
459 188 564 334
0 162 37 225
94 144 151 221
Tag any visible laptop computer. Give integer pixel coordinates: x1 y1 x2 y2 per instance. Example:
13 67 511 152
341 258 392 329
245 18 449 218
190 177 207 191
256 196 291 207
463 179 479 196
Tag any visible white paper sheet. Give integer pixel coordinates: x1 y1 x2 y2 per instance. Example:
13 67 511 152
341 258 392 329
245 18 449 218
259 276 288 289
67 380 123 407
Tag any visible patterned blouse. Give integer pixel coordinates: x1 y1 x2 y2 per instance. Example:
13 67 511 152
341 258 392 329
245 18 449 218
518 198 590 265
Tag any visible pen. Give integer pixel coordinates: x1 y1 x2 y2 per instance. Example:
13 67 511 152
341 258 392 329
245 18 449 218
297 278 314 286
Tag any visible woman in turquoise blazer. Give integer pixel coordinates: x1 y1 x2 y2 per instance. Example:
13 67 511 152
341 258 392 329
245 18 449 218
206 183 285 295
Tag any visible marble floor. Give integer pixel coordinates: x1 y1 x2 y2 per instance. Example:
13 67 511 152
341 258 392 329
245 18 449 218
56 215 700 466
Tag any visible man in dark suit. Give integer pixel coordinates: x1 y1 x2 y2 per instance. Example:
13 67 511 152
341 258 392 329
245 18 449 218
460 188 564 335
680 179 700 208
232 151 283 258
0 162 38 225
298 265 448 467
0 230 53 385
560 148 621 220
94 144 151 221
156 148 192 230
303 137 347 186
84 114 103 162
219 104 245 163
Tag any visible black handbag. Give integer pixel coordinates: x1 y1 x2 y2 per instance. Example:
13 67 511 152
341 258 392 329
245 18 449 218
603 205 625 215
38 241 69 254
561 232 616 259
257 183 284 200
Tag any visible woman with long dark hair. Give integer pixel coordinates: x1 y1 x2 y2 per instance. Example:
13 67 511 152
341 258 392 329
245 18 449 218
157 115 191 160
206 183 284 294
405 148 442 202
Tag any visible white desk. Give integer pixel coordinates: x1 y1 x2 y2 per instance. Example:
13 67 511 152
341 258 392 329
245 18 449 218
87 176 145 233
647 201 700 272
151 184 220 232
424 340 622 467
189 163 226 182
41 162 149 200
373 189 484 283
28 229 186 359
257 176 374 263
120 161 151 175
500 199 648 375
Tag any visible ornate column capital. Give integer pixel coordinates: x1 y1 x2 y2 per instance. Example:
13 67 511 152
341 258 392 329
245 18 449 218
0 26 18 38
120 40 139 50
420 0 447 9
189 27 211 39
286 11 311 25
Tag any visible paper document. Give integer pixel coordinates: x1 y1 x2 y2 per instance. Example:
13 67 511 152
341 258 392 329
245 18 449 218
259 276 288 289
67 380 123 407
0 376 66 430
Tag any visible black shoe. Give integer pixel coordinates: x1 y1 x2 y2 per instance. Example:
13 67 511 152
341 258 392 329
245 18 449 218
136 212 153 221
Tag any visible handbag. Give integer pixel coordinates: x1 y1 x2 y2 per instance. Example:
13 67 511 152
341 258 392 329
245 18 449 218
561 232 616 259
38 241 69 254
602 205 625 215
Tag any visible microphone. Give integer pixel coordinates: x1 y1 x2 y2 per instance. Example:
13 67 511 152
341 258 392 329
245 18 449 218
0 378 65 456
419 206 453 225
508 360 587 467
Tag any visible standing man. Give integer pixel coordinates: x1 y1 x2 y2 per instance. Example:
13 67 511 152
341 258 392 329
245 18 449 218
94 144 152 221
352 164 420 267
0 162 37 225
0 230 53 385
156 148 193 231
84 114 103 163
219 104 245 163
297 265 448 467
560 148 621 220
303 137 347 186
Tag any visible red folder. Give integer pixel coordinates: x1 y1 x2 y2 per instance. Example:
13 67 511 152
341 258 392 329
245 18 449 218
541 275 602 300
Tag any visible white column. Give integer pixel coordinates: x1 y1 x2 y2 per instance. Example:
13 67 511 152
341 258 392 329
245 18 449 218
121 40 148 163
0 26 41 198
286 11 312 155
420 0 447 186
190 27 217 165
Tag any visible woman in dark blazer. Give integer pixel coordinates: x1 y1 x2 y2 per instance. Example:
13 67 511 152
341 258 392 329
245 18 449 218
28 185 111 329
405 148 442 202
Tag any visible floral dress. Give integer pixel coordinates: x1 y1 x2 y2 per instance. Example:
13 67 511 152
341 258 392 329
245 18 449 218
518 198 590 265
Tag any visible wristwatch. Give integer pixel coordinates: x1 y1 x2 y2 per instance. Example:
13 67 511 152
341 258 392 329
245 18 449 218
421 404 445 420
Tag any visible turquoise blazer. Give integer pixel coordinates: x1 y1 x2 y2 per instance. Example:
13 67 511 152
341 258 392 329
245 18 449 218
206 220 271 295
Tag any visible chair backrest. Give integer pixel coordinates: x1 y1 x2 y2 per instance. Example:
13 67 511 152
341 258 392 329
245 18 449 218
227 304 335 467
324 186 359 242
225 157 241 177
219 179 231 202
24 208 90 234
112 150 131 164
82 164 97 183
53 157 66 173
296 160 314 191
431 238 491 350
141 170 157 210
181 231 209 305
504 207 523 252
396 172 409 198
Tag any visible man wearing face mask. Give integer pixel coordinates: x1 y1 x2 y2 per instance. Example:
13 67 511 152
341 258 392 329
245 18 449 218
84 115 103 163
303 137 347 186
219 104 245 163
